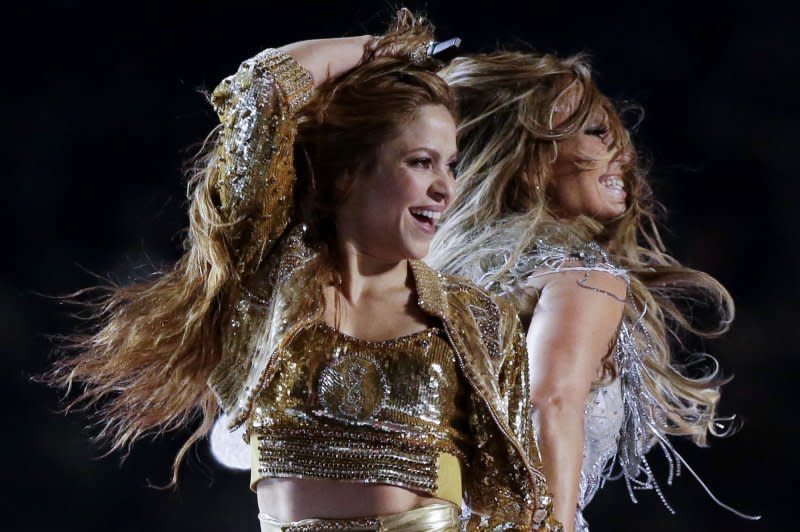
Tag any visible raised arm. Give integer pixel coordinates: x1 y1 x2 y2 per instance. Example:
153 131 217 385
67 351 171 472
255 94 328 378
202 36 370 278
203 36 378 417
526 270 626 532
280 36 371 87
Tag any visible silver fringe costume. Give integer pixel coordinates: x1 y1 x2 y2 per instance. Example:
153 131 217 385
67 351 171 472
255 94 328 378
446 224 758 530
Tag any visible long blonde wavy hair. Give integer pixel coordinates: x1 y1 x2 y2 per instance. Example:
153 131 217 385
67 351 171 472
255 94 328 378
45 9 453 486
428 51 734 446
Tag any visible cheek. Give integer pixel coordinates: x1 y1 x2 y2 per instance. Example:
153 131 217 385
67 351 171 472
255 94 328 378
548 172 604 215
349 171 415 226
548 164 581 200
557 136 607 166
380 169 427 211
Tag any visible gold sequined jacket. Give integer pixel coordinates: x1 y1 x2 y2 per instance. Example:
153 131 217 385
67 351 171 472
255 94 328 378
203 48 561 531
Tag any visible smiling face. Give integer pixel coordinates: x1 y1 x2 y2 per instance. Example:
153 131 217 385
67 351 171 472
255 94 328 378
548 89 630 221
335 104 458 262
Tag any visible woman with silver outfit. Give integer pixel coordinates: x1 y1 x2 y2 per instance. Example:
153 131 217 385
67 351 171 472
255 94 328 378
428 51 759 531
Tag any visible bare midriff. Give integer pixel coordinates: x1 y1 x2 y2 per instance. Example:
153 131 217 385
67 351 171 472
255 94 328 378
256 478 450 521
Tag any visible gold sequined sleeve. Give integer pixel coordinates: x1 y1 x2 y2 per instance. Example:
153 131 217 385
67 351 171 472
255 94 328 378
209 48 313 275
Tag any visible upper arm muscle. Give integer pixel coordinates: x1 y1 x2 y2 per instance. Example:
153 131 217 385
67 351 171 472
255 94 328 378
527 270 627 402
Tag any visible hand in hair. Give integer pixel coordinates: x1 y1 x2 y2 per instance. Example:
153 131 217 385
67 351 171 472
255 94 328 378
280 9 437 87
280 36 373 88
362 8 436 63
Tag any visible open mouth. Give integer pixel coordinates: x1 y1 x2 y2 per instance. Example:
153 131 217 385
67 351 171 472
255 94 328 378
409 207 441 234
599 175 627 200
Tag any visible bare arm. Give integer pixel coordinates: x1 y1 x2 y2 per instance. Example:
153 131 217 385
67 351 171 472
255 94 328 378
280 36 372 87
526 270 626 532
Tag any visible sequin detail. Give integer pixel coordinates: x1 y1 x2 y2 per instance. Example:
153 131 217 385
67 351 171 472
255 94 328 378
575 379 624 531
204 44 559 527
466 225 756 528
256 429 440 492
249 323 470 495
317 353 389 422
209 48 313 278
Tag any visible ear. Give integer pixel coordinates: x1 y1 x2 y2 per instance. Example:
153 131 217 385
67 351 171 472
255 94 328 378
334 169 358 204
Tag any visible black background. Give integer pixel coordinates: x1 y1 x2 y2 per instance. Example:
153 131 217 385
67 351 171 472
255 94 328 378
7 1 797 530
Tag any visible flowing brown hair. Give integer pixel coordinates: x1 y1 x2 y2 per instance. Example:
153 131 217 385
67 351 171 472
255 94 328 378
428 51 734 446
44 9 454 486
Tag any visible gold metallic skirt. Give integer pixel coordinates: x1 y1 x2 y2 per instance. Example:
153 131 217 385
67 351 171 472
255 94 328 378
257 502 460 531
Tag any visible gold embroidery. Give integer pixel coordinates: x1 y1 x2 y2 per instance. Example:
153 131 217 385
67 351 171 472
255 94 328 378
249 324 468 497
203 46 561 528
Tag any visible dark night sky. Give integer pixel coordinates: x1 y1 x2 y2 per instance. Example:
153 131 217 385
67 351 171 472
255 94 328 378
6 1 797 530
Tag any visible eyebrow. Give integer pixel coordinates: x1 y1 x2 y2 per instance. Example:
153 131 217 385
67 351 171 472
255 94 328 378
405 146 458 160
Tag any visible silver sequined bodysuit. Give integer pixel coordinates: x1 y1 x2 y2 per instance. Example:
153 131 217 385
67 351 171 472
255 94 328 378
576 379 624 531
451 227 701 530
506 242 642 532
478 231 757 528
504 236 631 530
430 223 759 528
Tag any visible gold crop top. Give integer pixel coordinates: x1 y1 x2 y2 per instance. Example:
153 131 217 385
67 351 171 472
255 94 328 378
248 322 471 505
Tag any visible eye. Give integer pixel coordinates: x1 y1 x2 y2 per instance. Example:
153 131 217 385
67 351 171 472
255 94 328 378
410 157 433 169
447 160 459 176
585 126 609 137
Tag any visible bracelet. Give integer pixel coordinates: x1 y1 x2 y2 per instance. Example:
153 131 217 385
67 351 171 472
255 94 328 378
409 37 462 66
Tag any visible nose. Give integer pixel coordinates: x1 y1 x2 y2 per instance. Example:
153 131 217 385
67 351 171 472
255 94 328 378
430 166 455 205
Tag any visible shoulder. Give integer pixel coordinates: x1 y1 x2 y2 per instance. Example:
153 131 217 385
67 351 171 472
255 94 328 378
520 233 629 291
535 268 628 303
439 270 487 298
529 269 627 351
528 237 625 275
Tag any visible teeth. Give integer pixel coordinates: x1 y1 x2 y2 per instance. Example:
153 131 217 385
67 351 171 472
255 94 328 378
602 176 625 190
409 208 441 221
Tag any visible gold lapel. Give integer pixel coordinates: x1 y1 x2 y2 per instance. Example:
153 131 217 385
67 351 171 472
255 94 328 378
410 259 501 405
409 259 448 320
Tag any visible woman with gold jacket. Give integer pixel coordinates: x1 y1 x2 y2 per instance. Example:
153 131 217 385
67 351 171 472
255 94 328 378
47 12 560 531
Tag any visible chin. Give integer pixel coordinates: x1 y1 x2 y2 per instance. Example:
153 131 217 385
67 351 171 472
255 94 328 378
597 200 627 219
407 248 430 261
601 209 626 221
403 241 431 261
